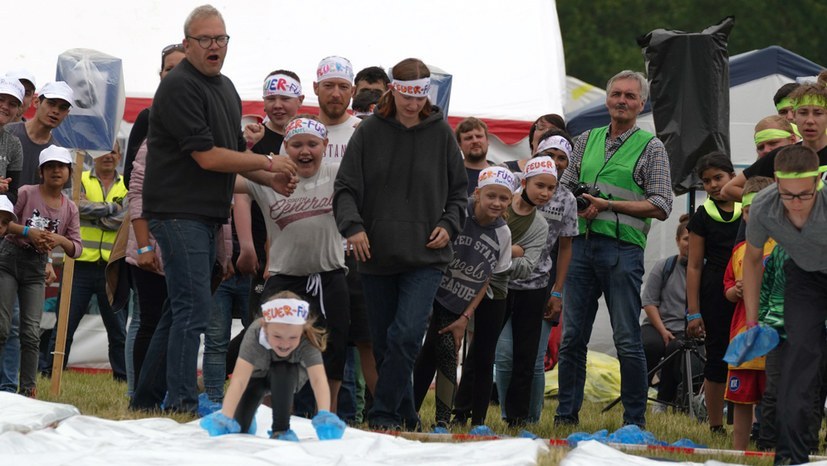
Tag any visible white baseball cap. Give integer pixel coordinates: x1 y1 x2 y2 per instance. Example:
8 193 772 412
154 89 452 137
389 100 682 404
38 81 74 106
39 145 73 166
0 195 17 223
0 77 24 105
5 68 36 89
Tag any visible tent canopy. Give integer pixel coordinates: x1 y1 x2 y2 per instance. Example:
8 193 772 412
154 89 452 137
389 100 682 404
5 0 566 148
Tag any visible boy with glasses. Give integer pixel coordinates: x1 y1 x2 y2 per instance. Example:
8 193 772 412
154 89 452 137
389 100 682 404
743 145 827 464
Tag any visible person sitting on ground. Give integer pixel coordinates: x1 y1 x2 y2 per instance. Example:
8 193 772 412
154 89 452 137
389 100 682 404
640 213 689 412
200 291 345 441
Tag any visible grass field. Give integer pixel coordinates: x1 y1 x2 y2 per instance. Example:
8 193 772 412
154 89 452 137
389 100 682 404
34 371 785 465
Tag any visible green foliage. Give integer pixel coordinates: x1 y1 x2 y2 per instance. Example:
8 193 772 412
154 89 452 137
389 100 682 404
557 0 827 86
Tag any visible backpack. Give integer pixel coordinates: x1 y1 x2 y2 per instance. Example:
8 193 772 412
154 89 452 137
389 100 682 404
661 254 679 282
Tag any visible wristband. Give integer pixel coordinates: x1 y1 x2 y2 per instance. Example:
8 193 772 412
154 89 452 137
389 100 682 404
607 200 613 212
47 257 53 264
137 245 154 255
22 226 29 237
267 155 274 172
462 312 471 321
686 313 702 322
550 291 563 299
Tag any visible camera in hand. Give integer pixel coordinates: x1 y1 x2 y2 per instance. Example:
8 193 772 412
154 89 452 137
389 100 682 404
572 183 602 211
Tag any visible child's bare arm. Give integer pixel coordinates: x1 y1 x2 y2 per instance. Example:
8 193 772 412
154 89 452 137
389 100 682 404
221 358 254 419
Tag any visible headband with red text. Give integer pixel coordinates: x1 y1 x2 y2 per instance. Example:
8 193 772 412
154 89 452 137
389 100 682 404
284 118 328 141
391 77 431 98
263 74 302 98
261 298 310 325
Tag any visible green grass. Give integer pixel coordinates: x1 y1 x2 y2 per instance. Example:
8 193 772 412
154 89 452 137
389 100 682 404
35 372 781 465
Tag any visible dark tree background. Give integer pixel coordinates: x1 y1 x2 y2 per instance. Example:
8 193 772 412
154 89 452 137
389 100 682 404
557 0 827 86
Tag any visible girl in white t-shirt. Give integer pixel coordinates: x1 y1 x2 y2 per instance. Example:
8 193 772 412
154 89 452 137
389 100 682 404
200 291 345 440
235 116 349 414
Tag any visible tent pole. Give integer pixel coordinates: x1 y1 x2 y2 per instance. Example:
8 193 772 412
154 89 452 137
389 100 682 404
50 150 84 396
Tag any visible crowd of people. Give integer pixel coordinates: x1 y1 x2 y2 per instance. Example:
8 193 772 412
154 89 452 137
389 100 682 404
0 4 826 462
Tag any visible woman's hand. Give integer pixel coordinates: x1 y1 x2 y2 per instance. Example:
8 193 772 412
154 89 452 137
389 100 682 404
347 231 371 262
425 226 450 249
438 316 468 355
137 248 161 274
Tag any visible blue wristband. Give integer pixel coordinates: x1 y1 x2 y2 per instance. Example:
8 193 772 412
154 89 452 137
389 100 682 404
22 226 29 237
686 313 702 322
137 245 154 255
550 291 563 299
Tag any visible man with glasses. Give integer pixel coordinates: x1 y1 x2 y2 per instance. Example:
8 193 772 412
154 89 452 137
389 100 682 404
742 144 827 465
131 4 298 414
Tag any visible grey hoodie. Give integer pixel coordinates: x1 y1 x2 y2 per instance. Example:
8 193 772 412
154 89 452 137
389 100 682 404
333 108 468 275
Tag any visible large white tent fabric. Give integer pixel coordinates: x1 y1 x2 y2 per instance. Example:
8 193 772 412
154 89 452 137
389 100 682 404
0 392 547 465
2 0 566 163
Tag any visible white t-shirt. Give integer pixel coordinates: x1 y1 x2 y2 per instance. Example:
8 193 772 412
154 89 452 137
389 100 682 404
280 115 360 162
246 163 345 276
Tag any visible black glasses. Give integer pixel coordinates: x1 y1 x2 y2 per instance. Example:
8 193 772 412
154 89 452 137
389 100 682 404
186 35 230 49
777 187 817 201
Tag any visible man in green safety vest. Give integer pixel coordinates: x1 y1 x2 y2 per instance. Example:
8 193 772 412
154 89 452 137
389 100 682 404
44 142 128 380
555 70 673 428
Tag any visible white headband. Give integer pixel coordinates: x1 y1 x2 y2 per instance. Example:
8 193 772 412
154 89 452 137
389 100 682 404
261 298 310 325
263 74 302 98
316 56 354 83
284 118 328 141
523 156 558 179
535 135 572 157
478 166 517 193
391 77 431 97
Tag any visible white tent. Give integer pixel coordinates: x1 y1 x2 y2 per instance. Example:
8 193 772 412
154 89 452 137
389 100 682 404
4 0 567 165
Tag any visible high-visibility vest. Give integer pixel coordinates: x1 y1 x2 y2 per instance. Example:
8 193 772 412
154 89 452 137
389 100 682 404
78 171 127 263
578 126 653 249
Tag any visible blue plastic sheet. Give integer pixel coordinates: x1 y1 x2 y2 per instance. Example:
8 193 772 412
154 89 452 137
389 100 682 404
724 324 780 366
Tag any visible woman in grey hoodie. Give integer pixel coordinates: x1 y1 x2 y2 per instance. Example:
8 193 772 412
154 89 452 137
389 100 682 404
333 57 467 430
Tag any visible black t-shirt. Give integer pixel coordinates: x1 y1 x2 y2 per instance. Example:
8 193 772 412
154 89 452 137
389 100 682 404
249 125 285 262
143 59 245 224
743 142 827 179
124 107 150 189
686 201 740 270
465 161 496 195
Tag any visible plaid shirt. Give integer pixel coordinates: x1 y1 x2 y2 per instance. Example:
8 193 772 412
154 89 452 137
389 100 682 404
560 125 673 218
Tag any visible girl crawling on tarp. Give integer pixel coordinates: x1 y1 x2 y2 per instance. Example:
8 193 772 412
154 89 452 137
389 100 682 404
200 291 346 441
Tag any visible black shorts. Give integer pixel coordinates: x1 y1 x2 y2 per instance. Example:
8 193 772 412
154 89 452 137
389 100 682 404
345 254 371 344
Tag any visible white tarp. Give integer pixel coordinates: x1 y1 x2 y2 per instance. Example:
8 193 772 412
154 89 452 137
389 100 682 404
0 392 547 465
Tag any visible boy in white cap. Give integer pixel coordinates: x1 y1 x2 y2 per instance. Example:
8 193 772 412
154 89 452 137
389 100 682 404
0 77 24 201
6 81 73 187
0 145 82 398
5 69 36 123
200 290 346 441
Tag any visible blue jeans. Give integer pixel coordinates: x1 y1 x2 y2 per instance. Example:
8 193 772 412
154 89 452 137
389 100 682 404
45 261 127 380
125 291 140 396
556 235 647 427
0 241 48 394
0 299 20 392
361 268 443 428
130 219 217 413
203 273 250 402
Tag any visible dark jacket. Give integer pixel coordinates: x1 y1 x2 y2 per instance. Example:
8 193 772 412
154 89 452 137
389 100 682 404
333 108 468 275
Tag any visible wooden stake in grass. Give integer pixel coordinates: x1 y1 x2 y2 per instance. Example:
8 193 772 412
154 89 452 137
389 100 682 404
50 150 84 396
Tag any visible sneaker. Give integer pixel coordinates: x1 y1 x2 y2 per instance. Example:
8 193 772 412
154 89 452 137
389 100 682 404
650 402 667 414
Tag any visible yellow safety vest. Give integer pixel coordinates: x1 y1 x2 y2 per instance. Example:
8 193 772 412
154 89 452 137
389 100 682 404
78 171 127 263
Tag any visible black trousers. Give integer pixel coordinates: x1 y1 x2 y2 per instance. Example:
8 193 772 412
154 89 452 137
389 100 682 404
454 296 507 425
502 287 548 424
129 265 168 386
641 325 684 403
234 361 299 434
775 260 827 465
413 302 462 425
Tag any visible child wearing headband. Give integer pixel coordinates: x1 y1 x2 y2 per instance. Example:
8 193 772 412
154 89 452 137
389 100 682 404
234 116 350 417
721 176 775 450
200 291 345 441
686 152 741 435
742 145 827 464
413 166 515 430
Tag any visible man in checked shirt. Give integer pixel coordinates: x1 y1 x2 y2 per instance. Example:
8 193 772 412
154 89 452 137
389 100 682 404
554 70 673 429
